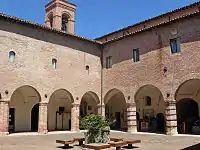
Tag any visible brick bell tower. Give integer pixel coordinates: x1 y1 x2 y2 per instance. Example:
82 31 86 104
45 0 76 34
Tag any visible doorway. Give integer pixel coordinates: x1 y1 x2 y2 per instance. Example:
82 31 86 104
156 113 165 132
31 103 39 131
177 99 199 134
9 108 15 132
115 112 121 130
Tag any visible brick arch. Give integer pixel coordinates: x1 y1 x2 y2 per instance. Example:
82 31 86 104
47 12 53 20
104 88 126 105
62 11 71 20
174 78 200 101
47 88 74 131
48 88 74 104
80 91 100 105
10 85 41 102
134 84 164 102
173 73 200 97
9 85 41 132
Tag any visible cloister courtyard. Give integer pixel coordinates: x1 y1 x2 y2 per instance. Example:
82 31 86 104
0 131 199 150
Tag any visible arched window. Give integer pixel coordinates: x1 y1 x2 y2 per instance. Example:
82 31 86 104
48 13 53 28
52 59 57 69
145 96 151 106
61 14 69 32
86 65 89 74
9 51 15 63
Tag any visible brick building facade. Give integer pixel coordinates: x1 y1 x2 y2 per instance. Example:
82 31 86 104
0 0 200 135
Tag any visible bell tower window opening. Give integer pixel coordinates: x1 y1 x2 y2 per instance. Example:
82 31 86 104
61 14 69 32
50 16 53 28
47 13 53 28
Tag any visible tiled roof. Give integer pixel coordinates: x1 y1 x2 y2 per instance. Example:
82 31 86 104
95 1 200 40
0 12 102 45
103 11 200 44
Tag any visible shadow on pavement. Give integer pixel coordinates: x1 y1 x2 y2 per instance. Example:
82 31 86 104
181 143 200 150
122 146 139 149
57 146 74 149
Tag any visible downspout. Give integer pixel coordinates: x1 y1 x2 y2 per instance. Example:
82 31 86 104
100 43 104 116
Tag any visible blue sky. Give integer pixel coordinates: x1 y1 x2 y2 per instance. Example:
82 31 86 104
0 0 198 39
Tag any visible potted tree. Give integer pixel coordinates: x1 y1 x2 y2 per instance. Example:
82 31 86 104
81 114 110 144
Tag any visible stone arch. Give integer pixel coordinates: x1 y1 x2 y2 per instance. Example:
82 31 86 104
48 89 74 131
175 79 200 134
62 12 71 19
175 79 200 101
9 85 41 132
80 91 100 119
173 73 200 95
104 88 126 105
104 88 127 131
47 12 53 28
134 84 165 133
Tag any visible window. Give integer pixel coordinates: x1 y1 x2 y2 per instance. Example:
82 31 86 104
52 59 57 69
133 49 139 62
145 96 151 106
86 65 89 74
9 51 15 63
170 38 180 53
106 56 112 69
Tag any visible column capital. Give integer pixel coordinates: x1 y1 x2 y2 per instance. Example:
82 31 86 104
165 100 176 106
72 103 80 107
39 102 48 106
97 104 105 108
0 100 9 104
127 103 136 107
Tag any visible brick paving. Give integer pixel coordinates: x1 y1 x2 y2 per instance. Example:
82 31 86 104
0 131 199 150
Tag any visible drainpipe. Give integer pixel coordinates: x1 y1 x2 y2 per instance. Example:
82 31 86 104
100 43 104 116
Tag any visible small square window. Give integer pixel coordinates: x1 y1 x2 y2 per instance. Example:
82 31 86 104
170 38 181 54
133 49 140 62
106 56 112 69
145 96 151 106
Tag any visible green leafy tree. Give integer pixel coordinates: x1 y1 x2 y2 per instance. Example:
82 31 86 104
81 114 110 143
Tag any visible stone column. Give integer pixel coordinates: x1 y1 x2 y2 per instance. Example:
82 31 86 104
54 16 62 30
0 100 9 135
97 104 105 117
127 103 137 133
71 103 80 132
165 100 178 135
38 102 48 134
67 19 75 34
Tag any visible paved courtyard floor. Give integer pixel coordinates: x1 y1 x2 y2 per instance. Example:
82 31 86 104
0 131 200 150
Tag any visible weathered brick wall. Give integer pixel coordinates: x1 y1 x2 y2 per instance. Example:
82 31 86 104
0 19 102 105
102 15 200 102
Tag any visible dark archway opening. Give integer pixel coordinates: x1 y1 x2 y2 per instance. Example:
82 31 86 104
136 112 141 131
177 99 199 134
31 103 39 131
156 113 165 132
